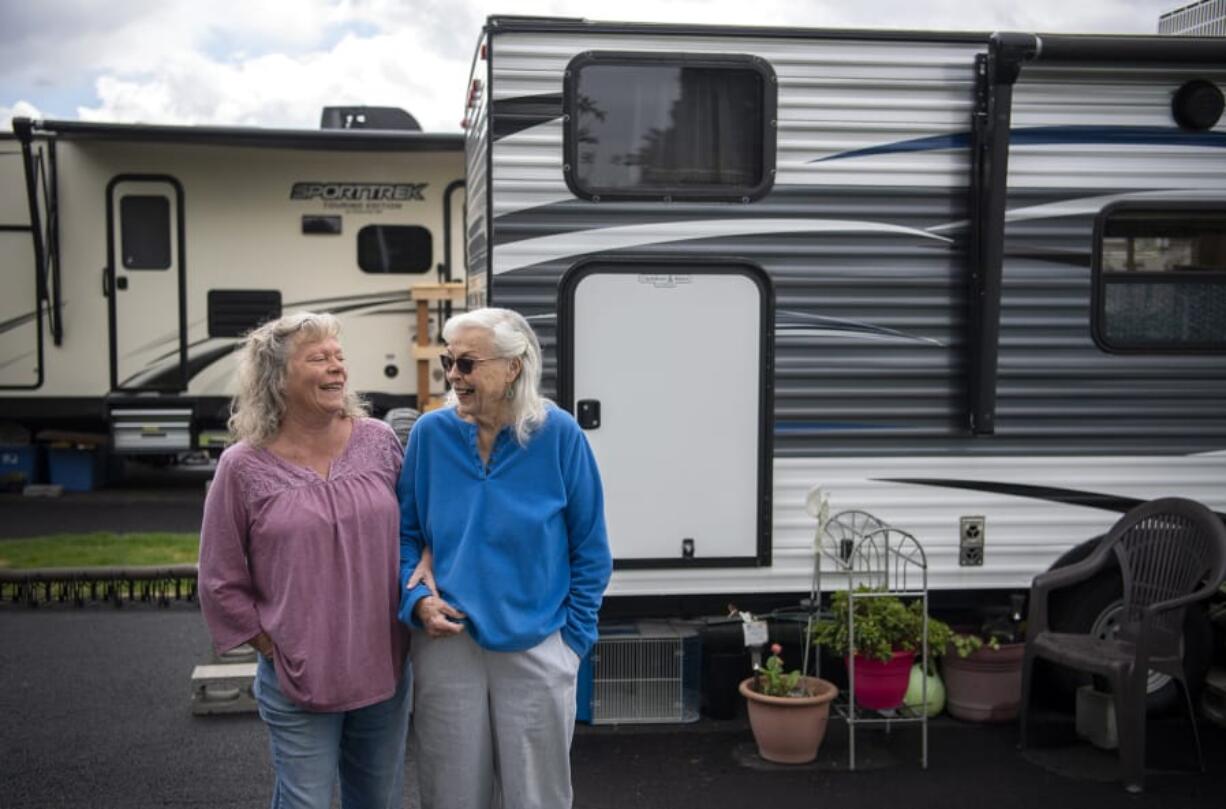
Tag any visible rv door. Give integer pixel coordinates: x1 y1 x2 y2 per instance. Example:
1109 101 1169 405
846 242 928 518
0 146 40 389
106 176 187 392
557 259 774 568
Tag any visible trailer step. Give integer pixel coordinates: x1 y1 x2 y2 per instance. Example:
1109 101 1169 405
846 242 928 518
191 662 257 715
110 408 192 454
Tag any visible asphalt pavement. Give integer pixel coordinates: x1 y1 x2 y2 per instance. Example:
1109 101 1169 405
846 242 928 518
2 471 1226 808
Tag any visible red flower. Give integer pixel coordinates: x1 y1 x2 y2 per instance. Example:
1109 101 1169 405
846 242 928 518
770 643 782 655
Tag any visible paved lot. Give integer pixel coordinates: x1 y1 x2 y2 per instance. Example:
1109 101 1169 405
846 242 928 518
4 599 1225 808
0 462 210 539
2 477 1225 808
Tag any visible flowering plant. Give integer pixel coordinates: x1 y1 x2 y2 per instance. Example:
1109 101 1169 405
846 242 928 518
754 643 805 697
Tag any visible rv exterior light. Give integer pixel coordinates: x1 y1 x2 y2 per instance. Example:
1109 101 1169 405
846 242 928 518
1172 80 1224 131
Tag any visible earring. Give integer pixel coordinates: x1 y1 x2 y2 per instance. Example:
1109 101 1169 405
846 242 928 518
505 385 516 400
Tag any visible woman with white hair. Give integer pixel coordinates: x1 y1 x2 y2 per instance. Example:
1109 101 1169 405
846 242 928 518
199 312 422 809
398 307 612 809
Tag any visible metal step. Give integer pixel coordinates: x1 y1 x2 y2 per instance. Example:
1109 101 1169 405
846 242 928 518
110 408 192 454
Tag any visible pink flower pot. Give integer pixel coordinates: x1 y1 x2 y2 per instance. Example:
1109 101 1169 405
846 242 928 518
740 676 839 764
847 650 916 710
941 642 1025 722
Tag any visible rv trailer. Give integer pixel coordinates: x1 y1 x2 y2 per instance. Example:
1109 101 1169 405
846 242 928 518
1 112 465 453
463 15 1226 683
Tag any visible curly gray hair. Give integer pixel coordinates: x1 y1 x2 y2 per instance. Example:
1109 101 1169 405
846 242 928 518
442 307 548 445
228 312 367 446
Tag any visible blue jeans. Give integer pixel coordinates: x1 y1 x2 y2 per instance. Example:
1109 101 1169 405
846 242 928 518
254 656 412 809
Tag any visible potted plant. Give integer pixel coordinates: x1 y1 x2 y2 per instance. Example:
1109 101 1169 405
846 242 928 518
739 643 839 764
813 589 946 711
940 625 1025 722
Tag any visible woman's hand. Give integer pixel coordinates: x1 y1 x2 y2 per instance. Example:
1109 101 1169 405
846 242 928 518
248 631 275 659
406 546 438 598
414 595 466 638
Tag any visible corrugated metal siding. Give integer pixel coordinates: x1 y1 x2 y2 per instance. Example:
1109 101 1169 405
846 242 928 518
490 33 981 215
487 32 981 456
464 45 491 306
474 28 1226 595
604 454 1226 596
993 63 1226 456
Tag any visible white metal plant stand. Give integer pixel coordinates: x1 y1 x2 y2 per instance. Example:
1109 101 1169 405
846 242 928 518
814 510 931 771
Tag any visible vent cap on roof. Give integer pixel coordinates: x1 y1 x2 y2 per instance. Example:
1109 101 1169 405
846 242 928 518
320 106 421 131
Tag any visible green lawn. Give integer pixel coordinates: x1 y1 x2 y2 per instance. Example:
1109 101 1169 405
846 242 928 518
0 532 200 569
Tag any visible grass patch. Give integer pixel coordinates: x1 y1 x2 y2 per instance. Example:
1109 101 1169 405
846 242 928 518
0 532 199 570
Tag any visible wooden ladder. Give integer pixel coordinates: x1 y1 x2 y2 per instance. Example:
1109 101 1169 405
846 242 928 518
410 282 466 412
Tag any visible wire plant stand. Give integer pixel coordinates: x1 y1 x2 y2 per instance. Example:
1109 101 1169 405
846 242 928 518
814 510 931 771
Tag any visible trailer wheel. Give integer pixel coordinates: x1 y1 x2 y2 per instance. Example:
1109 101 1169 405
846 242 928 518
1047 568 1212 713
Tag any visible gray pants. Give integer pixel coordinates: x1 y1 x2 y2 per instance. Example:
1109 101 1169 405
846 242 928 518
410 629 580 809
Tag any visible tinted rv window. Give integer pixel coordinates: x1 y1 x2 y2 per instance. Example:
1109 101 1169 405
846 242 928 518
357 225 433 274
1095 206 1226 352
120 195 171 270
564 53 776 201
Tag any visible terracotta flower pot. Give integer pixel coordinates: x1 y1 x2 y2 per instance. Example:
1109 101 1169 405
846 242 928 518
847 650 915 710
739 675 839 764
941 641 1024 722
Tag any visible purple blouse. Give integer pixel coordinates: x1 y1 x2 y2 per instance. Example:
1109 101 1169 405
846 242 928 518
199 417 409 712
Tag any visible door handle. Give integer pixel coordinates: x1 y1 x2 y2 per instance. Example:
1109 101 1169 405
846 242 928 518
577 399 601 429
102 267 110 297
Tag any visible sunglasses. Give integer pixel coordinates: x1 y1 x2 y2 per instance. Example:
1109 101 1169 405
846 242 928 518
439 354 500 375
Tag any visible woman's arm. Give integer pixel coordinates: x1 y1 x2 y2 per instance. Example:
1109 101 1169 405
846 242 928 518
198 452 263 654
561 424 613 659
396 426 436 626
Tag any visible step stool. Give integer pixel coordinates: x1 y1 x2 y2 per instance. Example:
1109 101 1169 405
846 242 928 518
191 662 258 715
1075 685 1118 750
1203 667 1226 729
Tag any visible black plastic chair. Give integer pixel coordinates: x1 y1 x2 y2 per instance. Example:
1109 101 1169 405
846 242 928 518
1018 497 1226 792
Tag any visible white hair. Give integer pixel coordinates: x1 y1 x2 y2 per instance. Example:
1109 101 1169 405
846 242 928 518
228 312 367 446
441 307 548 445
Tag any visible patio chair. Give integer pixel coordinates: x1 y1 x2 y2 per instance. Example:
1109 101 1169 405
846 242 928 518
1017 497 1226 792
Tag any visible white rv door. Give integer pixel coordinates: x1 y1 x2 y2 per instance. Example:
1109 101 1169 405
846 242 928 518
557 260 774 568
106 176 187 392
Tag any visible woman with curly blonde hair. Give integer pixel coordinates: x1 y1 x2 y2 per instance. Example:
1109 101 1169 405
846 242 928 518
199 311 428 809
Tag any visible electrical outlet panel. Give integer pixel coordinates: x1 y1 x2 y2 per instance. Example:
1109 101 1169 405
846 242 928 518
959 515 985 567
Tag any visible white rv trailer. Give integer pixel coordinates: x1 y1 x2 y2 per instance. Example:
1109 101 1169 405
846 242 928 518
1 113 464 452
463 16 1226 681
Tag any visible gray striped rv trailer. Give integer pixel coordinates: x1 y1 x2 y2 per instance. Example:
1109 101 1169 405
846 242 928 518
463 17 1226 612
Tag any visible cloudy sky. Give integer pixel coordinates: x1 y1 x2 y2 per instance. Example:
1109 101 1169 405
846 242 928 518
0 0 1190 133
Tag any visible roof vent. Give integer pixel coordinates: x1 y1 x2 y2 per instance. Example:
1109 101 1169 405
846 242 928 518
320 106 421 131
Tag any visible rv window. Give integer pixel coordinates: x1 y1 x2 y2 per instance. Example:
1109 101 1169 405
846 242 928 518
1094 206 1226 352
564 53 776 201
357 225 433 274
120 195 171 270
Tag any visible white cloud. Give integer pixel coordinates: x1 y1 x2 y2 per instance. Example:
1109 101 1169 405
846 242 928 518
7 0 1187 133
1 100 43 130
78 27 469 131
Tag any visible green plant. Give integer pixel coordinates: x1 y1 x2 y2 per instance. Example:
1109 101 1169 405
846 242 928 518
948 632 1006 658
813 588 952 667
754 643 805 697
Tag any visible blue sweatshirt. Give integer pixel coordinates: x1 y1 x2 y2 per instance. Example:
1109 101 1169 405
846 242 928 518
397 404 612 658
